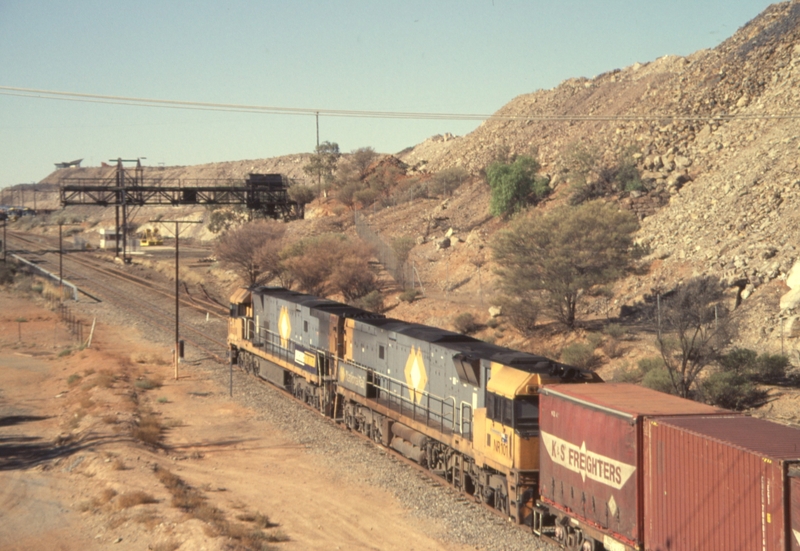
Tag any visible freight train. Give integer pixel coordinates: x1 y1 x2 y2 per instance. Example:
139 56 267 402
228 286 800 551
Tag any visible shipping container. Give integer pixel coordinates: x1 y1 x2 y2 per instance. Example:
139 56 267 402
643 415 800 551
537 383 725 550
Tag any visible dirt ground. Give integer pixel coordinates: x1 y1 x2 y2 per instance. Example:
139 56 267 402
0 291 467 551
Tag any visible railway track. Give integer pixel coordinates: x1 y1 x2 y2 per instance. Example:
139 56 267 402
6 229 229 363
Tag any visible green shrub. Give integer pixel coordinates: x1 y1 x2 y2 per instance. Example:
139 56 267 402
487 155 550 217
638 356 665 374
453 312 479 334
586 332 603 349
560 343 600 370
499 297 538 336
750 353 789 383
352 290 384 313
719 348 757 376
603 323 626 340
399 289 420 303
700 371 767 410
641 368 675 394
134 378 162 391
719 348 789 383
611 363 642 383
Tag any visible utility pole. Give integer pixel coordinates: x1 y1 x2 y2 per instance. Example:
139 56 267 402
315 112 322 198
154 219 201 380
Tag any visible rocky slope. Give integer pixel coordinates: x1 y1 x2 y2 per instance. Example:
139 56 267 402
17 1 800 359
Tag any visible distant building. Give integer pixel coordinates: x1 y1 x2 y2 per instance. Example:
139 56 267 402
55 159 83 169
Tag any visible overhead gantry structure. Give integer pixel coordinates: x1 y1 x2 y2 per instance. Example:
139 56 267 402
59 158 303 262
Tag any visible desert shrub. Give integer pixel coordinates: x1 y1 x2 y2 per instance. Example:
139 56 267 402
641 368 675 394
0 263 16 285
700 371 767 410
67 373 82 386
604 323 626 340
352 290 384 313
485 317 500 329
134 377 161 391
611 363 642 383
430 167 468 196
453 312 479 334
117 491 158 509
638 356 665 374
499 297 539 336
750 353 789 383
560 343 600 370
399 289 420 303
586 332 603 349
132 413 163 446
287 183 316 206
602 338 626 359
719 348 789 383
718 348 757 376
487 155 551 217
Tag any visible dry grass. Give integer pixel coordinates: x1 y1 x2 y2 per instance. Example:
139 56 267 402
151 542 180 551
132 413 163 446
134 377 162 391
236 512 276 528
154 466 288 546
78 488 118 512
116 491 158 509
133 510 162 529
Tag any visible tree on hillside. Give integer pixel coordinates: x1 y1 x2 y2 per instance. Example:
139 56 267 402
486 155 550 217
492 201 638 329
280 233 379 301
214 220 286 286
649 276 735 398
350 147 378 178
303 141 341 194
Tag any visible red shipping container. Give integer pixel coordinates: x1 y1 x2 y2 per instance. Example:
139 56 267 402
644 415 800 551
539 384 724 548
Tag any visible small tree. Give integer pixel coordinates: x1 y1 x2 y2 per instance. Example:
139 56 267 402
280 234 378 301
486 156 550 217
214 220 286 286
349 147 378 178
651 276 733 398
303 141 340 194
288 184 316 207
492 201 638 329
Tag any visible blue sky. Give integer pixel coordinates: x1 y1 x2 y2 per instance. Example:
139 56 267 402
0 0 776 189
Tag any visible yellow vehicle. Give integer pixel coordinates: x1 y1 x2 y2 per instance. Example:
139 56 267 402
139 227 163 246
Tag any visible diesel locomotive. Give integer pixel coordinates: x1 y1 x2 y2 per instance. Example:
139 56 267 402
228 285 600 525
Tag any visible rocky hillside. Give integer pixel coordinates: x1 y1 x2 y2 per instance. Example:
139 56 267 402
395 0 800 354
17 1 800 360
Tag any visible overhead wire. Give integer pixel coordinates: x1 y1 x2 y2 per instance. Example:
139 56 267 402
1 85 799 122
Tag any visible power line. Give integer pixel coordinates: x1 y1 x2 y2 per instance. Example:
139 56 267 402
1 85 799 122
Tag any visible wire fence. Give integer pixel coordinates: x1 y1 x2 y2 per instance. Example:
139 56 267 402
45 293 86 344
354 211 421 291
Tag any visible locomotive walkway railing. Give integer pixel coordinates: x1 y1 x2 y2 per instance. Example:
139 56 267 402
246 324 469 439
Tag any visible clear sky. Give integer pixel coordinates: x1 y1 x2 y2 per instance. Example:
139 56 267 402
0 0 776 190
